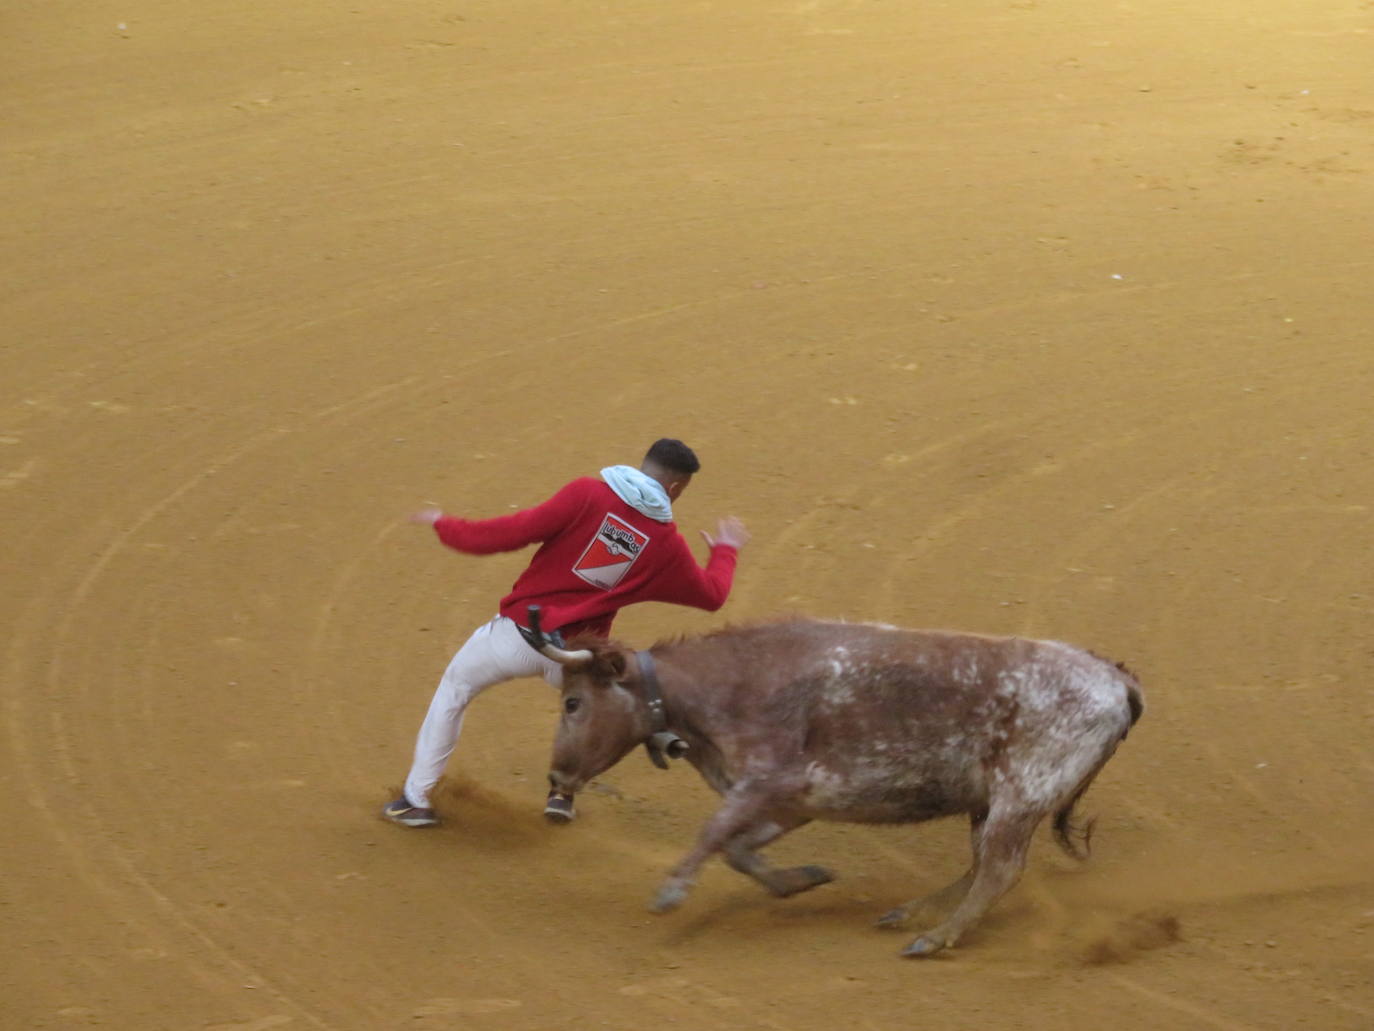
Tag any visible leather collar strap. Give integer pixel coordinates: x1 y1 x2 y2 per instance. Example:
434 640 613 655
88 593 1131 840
636 650 673 770
636 650 668 734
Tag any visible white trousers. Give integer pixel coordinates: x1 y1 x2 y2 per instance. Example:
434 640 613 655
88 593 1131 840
403 615 564 808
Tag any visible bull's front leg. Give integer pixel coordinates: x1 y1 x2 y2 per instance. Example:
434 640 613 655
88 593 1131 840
723 815 833 899
650 785 775 914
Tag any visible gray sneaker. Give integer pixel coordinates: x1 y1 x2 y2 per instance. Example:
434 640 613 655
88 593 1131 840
543 792 576 824
382 798 439 827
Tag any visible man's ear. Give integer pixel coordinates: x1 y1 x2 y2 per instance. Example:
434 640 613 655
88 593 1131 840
666 477 689 500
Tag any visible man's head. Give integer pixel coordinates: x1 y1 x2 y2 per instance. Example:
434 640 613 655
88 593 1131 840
641 438 700 500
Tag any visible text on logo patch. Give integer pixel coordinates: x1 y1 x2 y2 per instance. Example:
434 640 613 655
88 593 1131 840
573 513 650 590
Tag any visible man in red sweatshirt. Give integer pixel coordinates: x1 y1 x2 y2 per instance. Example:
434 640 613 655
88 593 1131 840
383 438 749 828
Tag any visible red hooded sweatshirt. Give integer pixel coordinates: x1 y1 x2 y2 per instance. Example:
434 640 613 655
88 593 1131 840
431 477 738 638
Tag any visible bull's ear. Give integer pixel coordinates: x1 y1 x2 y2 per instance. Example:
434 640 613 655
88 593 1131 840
607 651 628 678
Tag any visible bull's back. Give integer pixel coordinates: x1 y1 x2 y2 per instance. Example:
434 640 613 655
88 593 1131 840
751 622 1136 822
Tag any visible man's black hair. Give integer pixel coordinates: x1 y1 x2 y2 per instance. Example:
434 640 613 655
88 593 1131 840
644 438 700 475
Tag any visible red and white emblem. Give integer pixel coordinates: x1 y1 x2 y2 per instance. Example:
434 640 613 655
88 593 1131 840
573 513 650 590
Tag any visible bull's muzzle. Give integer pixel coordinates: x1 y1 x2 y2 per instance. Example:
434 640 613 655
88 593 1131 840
548 770 579 794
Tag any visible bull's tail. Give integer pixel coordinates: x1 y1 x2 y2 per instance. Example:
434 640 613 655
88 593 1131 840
1053 675 1143 861
1124 681 1144 730
1052 780 1099 861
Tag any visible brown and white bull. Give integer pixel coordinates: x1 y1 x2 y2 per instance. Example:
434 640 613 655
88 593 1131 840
530 615 1143 957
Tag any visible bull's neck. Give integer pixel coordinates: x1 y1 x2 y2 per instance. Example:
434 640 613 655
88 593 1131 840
641 646 732 791
639 648 710 737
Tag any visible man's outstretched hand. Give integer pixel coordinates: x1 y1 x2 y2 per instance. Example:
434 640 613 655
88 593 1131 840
701 516 750 550
409 507 443 526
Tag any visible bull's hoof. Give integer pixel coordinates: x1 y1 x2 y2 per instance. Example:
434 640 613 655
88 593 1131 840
875 907 910 930
901 935 947 958
649 882 689 914
768 864 836 898
799 864 835 885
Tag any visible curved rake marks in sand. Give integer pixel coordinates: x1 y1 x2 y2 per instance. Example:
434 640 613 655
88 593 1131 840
5 378 440 1030
1017 360 1372 864
1102 969 1258 1031
749 409 1046 617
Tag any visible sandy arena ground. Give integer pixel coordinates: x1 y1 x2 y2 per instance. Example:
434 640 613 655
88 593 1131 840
4 1 1373 1028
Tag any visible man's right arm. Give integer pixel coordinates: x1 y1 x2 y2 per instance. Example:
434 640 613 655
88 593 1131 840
412 479 592 556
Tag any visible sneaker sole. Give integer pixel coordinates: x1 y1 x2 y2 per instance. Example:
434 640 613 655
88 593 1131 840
382 807 439 828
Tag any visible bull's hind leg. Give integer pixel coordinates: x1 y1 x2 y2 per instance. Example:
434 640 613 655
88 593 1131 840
876 870 973 929
877 813 985 929
722 816 833 898
902 808 1040 958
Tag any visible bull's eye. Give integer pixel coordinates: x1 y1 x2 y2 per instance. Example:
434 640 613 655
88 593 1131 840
563 697 581 715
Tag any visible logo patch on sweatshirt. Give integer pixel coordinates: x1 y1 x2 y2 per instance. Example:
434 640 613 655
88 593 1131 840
573 513 649 590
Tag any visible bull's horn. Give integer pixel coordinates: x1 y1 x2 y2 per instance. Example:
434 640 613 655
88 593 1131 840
524 606 593 665
538 641 594 665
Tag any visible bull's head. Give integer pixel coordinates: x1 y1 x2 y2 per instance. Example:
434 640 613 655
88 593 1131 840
520 607 686 796
547 642 647 795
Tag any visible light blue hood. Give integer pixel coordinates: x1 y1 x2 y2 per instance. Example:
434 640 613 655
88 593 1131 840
601 465 673 523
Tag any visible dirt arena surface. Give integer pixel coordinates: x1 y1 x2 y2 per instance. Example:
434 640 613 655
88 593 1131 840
4 1 1373 1028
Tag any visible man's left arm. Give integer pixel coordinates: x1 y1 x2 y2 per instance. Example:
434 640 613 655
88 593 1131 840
650 517 749 611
